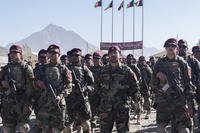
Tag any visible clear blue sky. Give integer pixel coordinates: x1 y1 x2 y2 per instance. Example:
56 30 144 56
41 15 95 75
0 0 200 50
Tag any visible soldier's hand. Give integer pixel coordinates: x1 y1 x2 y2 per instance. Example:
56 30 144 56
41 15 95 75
54 96 61 105
36 80 46 89
1 80 10 89
156 72 167 84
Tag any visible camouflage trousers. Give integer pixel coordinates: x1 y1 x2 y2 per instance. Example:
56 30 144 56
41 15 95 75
65 95 91 132
36 95 66 132
1 98 30 133
156 101 192 131
100 107 129 133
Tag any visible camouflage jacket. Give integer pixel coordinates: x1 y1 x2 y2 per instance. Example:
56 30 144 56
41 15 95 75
127 64 141 80
68 64 94 94
90 65 103 87
184 55 200 103
98 63 139 111
151 56 195 102
35 62 72 99
0 62 34 103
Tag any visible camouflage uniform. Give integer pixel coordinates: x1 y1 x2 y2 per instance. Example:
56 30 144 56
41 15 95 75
137 59 152 118
151 55 195 131
0 45 34 133
65 48 94 133
30 49 48 133
35 45 72 132
98 46 139 133
178 39 200 132
89 52 102 128
127 62 141 123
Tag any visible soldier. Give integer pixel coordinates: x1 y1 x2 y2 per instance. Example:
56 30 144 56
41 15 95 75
102 54 109 66
149 56 156 71
30 49 48 133
0 45 34 133
98 46 140 133
84 54 93 69
151 38 195 133
35 44 72 133
61 55 68 66
192 45 200 61
36 49 49 66
89 52 102 129
137 56 152 119
65 48 94 133
126 54 141 124
178 39 200 132
67 50 72 66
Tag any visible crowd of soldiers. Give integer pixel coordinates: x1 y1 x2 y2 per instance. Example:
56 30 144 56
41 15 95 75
0 37 200 133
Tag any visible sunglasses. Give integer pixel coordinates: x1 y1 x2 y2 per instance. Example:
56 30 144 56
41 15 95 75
166 45 177 48
49 51 60 54
179 45 187 49
72 54 81 57
39 56 47 59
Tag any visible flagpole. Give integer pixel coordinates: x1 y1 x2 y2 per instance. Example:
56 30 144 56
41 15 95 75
112 0 114 43
133 0 135 56
101 0 103 43
123 0 125 44
142 0 144 56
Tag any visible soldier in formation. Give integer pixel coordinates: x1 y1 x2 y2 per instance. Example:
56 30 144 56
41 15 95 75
0 45 34 133
137 56 152 119
65 48 94 133
151 38 195 133
34 44 73 133
126 54 141 124
97 46 140 132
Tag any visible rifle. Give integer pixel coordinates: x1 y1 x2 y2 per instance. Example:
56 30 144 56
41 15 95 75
7 67 19 103
39 65 61 111
158 61 186 109
71 69 91 119
43 81 61 111
6 66 26 120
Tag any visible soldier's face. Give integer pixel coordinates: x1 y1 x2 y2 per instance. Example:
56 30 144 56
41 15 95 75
48 49 60 63
93 58 101 66
9 52 22 63
126 57 133 64
194 52 200 61
39 53 48 64
109 50 120 63
85 58 93 66
178 46 187 56
165 45 178 55
71 54 82 64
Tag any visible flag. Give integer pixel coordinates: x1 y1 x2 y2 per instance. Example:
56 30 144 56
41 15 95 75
118 1 124 11
135 0 143 7
105 0 113 11
127 0 134 8
95 0 102 8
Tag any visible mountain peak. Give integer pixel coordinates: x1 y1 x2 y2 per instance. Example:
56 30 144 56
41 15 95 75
42 24 67 33
10 24 97 53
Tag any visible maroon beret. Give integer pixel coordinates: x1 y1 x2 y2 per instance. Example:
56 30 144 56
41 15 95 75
9 45 23 54
178 39 188 48
47 44 60 53
70 48 82 56
192 46 200 53
164 38 178 47
108 45 121 54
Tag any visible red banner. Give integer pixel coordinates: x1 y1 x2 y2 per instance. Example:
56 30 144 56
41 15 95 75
100 41 143 50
